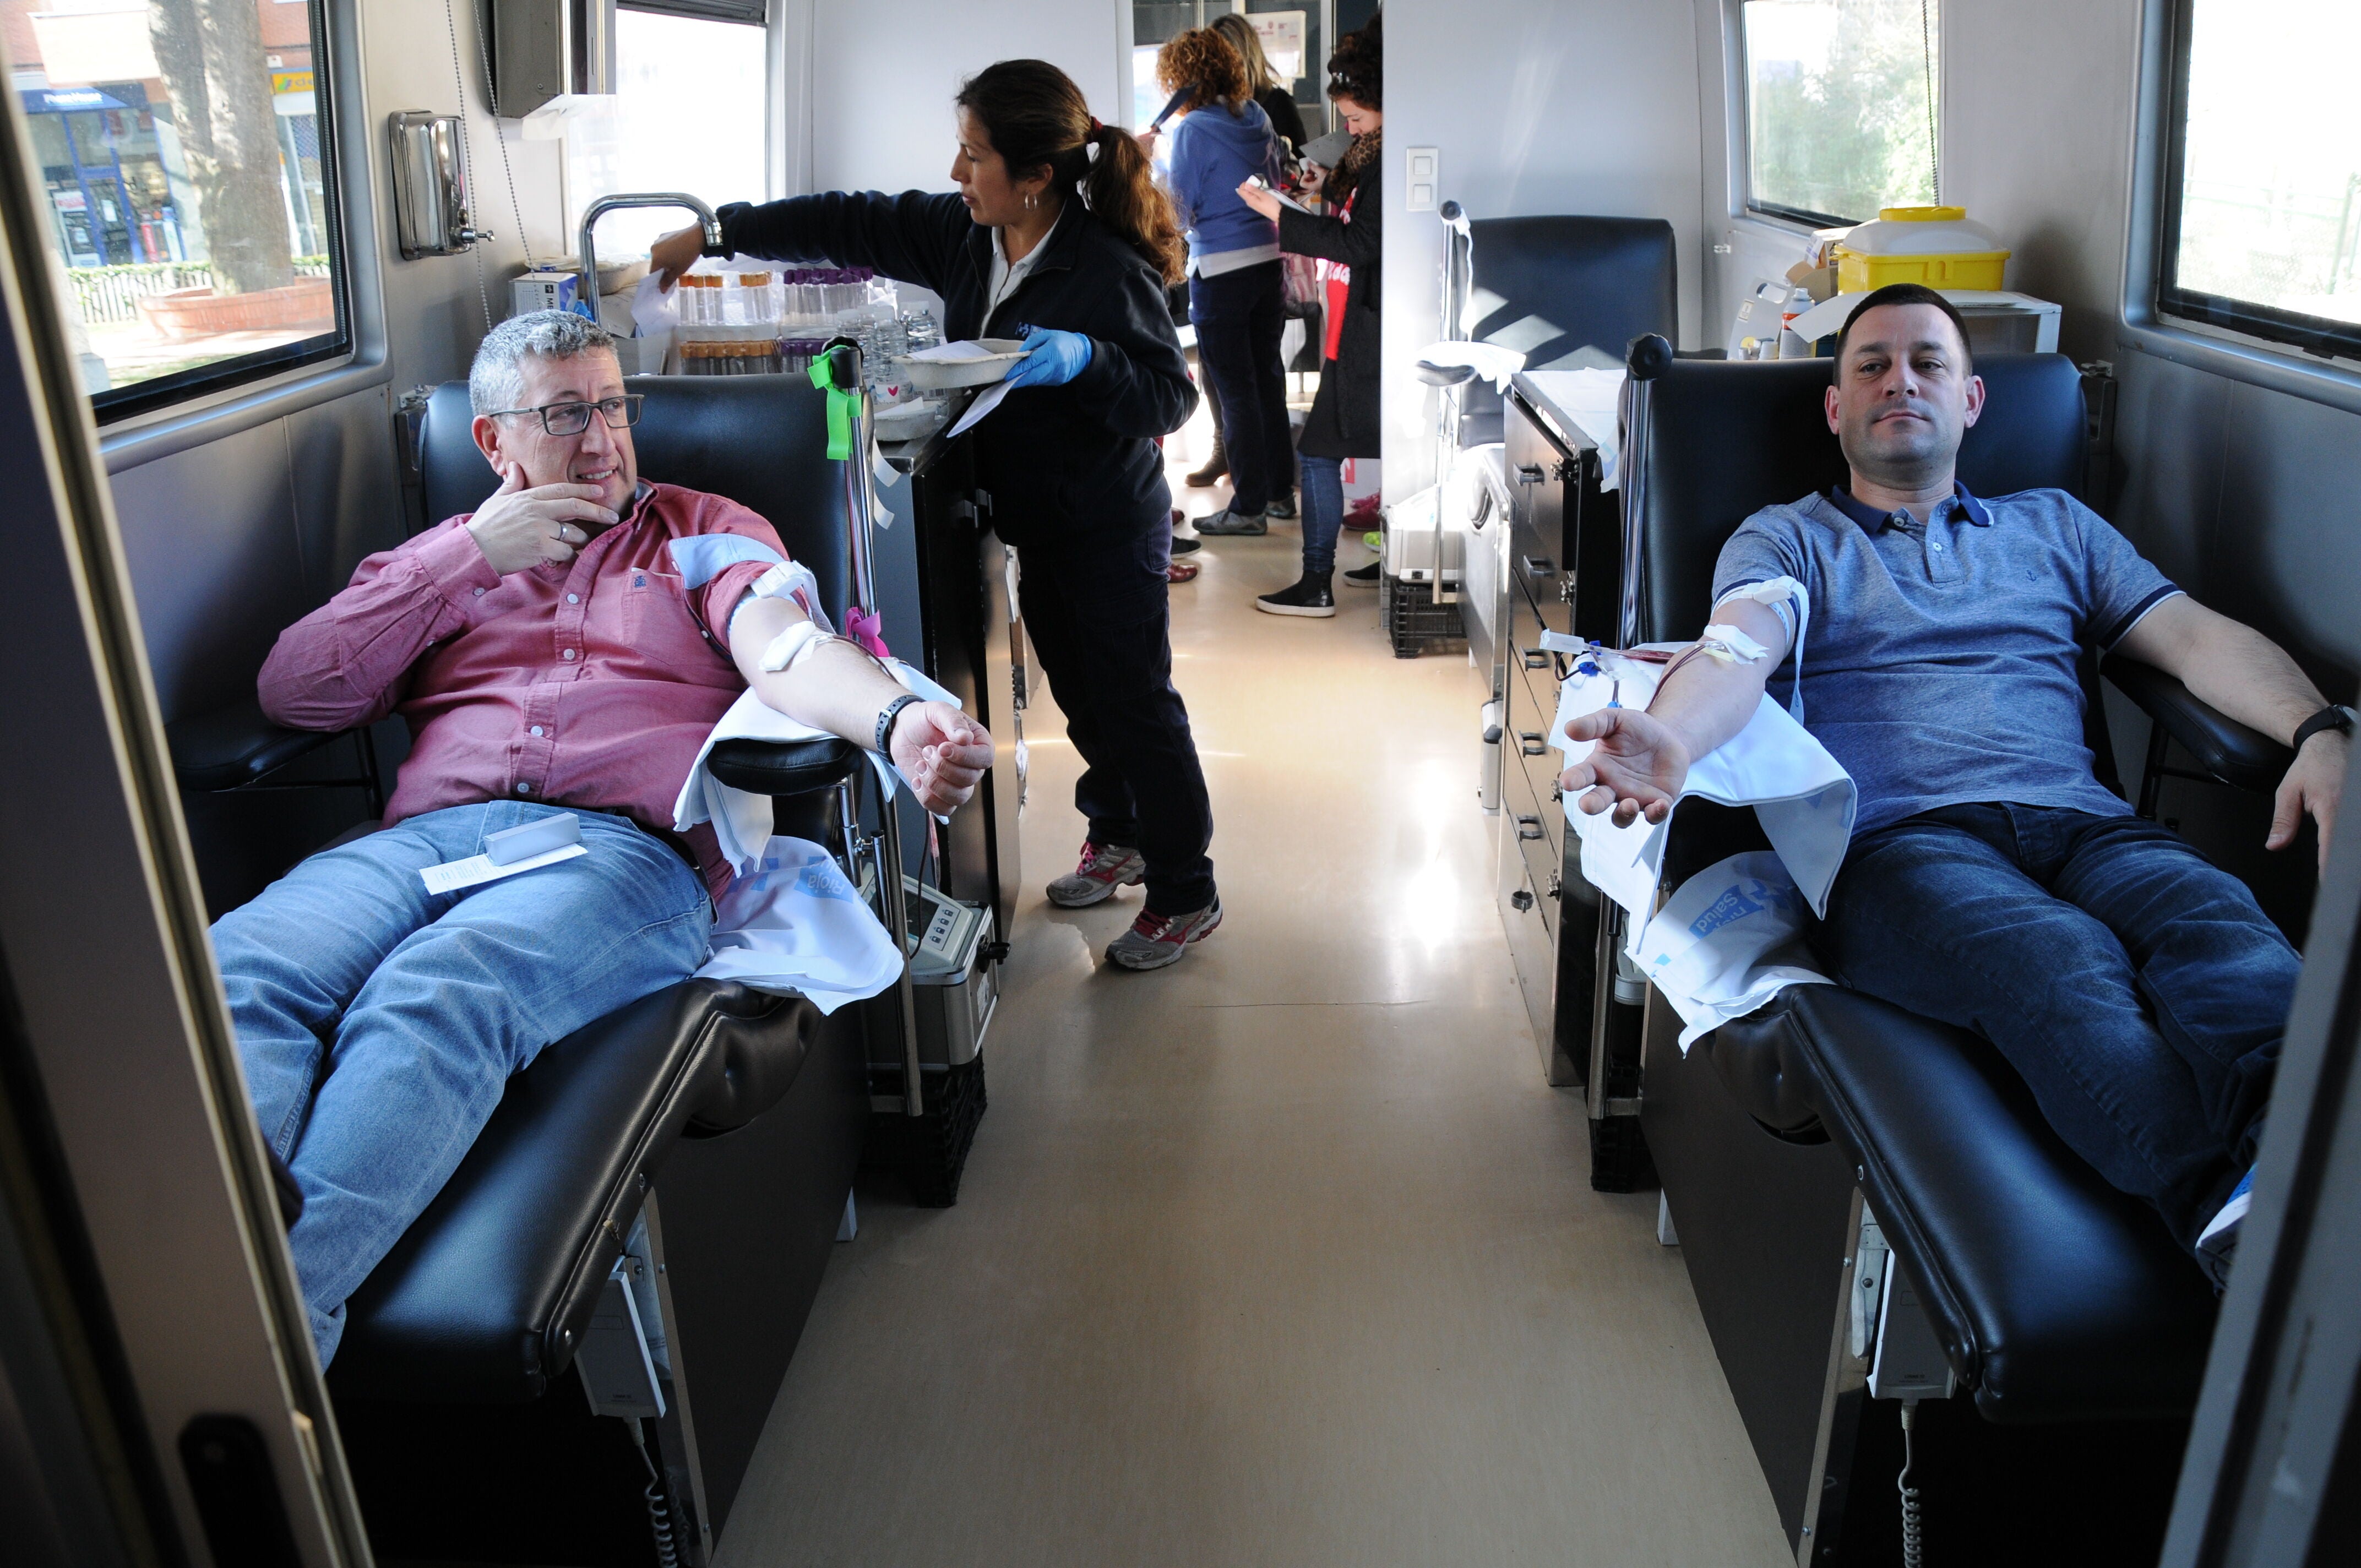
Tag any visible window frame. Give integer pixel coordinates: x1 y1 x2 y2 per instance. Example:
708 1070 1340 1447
81 0 357 426
1733 0 1941 233
2151 0 2361 364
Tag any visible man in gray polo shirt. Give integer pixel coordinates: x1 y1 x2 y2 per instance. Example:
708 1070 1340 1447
1558 284 2347 1288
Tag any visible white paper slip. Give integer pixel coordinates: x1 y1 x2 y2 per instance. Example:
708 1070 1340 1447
947 379 1013 438
420 842 587 895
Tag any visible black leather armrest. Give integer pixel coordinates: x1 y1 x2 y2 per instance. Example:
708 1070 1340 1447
165 695 348 791
1769 987 2217 1423
706 735 864 798
328 979 819 1403
2103 654 2293 793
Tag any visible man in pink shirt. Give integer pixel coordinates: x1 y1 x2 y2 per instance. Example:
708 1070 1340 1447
211 312 992 1366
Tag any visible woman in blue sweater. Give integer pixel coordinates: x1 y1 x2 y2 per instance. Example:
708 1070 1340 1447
1150 27 1290 538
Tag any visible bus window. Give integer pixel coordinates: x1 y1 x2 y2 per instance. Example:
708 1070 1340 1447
1739 0 1941 228
2156 0 2361 361
19 0 351 419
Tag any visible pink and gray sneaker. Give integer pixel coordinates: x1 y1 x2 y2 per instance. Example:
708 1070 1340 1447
1104 899 1223 971
1046 840 1146 908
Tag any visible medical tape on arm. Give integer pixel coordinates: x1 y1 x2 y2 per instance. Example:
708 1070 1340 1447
1712 575 1810 722
758 619 832 674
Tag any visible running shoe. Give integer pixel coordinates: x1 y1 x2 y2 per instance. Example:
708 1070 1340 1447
1046 841 1145 908
1105 898 1224 970
1195 506 1267 536
2196 1167 2255 1291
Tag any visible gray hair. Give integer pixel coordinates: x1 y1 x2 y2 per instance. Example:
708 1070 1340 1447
468 308 618 415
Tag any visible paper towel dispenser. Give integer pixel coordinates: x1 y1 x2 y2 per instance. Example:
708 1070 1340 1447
388 111 491 259
491 0 616 119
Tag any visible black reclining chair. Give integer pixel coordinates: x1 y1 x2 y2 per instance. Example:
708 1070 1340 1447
1450 214 1679 447
166 374 880 1566
1613 339 2295 1565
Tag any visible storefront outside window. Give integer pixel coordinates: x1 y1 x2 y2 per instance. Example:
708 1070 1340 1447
6 0 345 406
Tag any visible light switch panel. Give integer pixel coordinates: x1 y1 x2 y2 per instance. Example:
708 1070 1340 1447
1405 146 1439 212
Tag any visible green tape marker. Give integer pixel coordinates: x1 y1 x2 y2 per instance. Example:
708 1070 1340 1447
808 355 856 460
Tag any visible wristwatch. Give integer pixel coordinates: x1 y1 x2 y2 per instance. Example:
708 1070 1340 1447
2292 704 2356 750
875 693 923 753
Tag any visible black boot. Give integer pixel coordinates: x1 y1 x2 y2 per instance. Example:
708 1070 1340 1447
1255 571 1337 618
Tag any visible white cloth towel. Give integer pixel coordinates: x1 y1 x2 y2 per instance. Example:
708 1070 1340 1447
694 836 902 1013
1549 644 1856 1051
671 659 961 880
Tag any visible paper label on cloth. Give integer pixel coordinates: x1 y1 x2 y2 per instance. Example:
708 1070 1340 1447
420 842 587 895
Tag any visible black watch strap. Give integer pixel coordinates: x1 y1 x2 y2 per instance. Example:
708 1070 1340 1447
2292 704 2356 750
875 693 922 753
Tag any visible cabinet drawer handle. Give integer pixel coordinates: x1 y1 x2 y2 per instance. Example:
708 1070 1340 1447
1516 464 1545 484
1510 888 1535 911
1516 815 1545 841
1519 732 1547 756
1522 648 1550 669
1522 555 1556 578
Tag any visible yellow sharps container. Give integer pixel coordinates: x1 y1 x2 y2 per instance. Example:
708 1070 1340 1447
1834 207 2011 293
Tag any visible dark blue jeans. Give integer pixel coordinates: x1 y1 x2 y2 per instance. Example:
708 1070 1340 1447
1815 803 2297 1252
1018 527 1217 914
1189 261 1293 514
1299 454 1344 575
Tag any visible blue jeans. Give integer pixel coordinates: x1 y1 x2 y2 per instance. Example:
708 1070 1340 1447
1815 803 2297 1252
212 802 712 1364
1189 261 1293 514
1299 453 1345 575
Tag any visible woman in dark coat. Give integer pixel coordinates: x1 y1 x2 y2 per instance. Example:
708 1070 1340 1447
1238 14 1382 617
651 61 1223 971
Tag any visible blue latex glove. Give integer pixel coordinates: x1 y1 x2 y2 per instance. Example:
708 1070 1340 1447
1002 324 1094 389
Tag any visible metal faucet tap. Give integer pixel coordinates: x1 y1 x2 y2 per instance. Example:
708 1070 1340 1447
576 192 722 308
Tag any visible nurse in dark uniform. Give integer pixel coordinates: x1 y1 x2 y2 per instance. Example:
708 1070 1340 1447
651 59 1220 971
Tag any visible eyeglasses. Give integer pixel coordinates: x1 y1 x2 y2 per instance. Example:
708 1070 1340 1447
488 394 644 437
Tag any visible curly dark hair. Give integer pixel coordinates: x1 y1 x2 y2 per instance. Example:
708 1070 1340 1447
1156 27 1251 111
1327 11 1382 111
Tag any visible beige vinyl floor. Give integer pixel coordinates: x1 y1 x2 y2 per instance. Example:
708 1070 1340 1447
712 420 1793 1567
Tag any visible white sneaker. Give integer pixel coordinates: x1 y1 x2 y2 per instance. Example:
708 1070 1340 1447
1046 841 1145 908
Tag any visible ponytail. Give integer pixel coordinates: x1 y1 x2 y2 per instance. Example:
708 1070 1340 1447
1078 123 1186 284
957 59 1187 286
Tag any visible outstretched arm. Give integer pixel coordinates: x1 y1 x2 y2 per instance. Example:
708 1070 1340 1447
1559 599 1789 826
727 594 993 817
2115 593 2344 870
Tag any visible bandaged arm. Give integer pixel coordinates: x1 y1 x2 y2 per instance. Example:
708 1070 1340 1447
726 591 960 757
1647 597 1792 757
1560 596 1793 825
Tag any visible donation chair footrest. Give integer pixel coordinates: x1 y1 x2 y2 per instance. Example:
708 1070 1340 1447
1712 986 2218 1423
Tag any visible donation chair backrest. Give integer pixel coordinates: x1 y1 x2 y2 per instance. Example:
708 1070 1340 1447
418 375 853 629
1457 216 1678 444
1627 351 2088 646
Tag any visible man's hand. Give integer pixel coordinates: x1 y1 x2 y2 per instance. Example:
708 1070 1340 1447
890 701 994 816
466 465 617 575
650 224 704 290
1559 708 1696 828
2269 732 2346 875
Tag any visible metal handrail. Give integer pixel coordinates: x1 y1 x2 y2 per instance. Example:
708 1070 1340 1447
576 192 722 308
